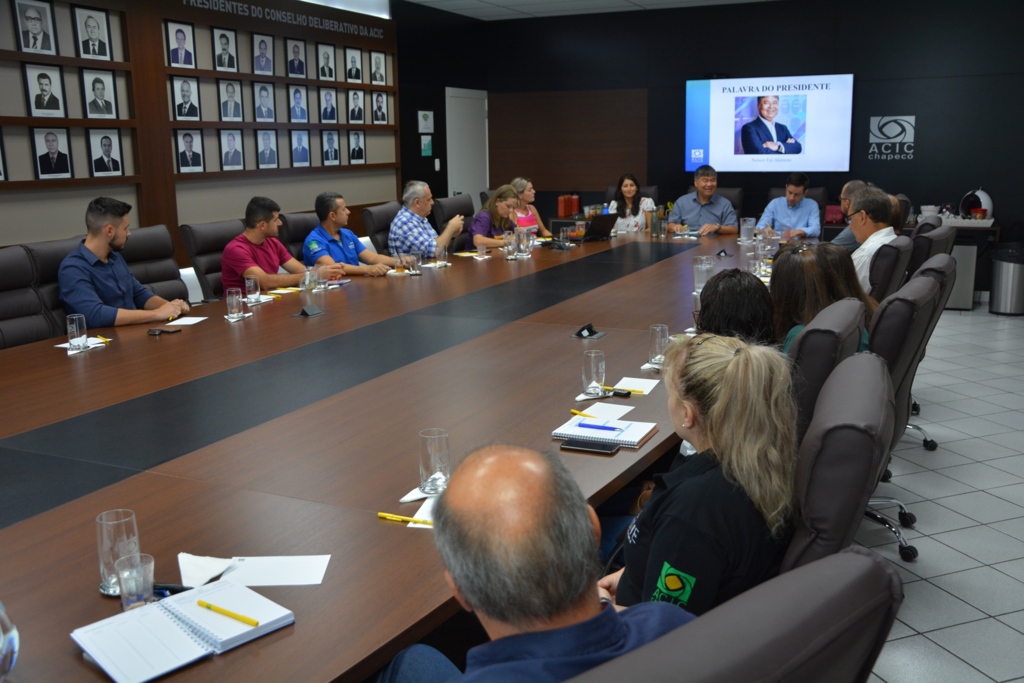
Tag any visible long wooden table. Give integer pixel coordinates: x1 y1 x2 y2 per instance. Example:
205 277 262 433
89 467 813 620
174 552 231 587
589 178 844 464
0 233 732 682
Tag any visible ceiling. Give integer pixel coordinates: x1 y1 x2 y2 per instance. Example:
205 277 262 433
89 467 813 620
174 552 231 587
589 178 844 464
401 0 778 21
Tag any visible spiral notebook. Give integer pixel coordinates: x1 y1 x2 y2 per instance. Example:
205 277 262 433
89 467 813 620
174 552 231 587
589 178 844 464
552 416 658 448
71 580 294 683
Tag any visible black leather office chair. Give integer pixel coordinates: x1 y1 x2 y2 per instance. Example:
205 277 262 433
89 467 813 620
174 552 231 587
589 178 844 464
569 547 902 683
433 194 475 253
179 219 244 300
603 185 659 206
782 353 895 572
279 212 320 262
908 214 942 239
479 190 492 207
687 186 743 217
766 186 828 226
0 246 54 348
907 223 956 280
867 235 912 302
119 225 189 302
23 235 82 338
895 193 912 233
362 201 401 255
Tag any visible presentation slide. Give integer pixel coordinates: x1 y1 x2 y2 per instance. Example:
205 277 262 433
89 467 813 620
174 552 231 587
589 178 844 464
685 73 854 173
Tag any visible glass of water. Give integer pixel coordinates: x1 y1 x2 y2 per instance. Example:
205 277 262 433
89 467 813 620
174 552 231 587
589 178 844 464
740 217 755 243
693 255 714 293
649 324 670 367
583 350 606 397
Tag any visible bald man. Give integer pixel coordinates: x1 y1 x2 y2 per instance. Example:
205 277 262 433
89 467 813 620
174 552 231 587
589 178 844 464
374 446 693 682
831 179 868 253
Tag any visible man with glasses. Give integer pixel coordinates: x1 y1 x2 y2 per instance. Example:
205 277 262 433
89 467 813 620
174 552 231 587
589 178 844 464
830 179 869 253
848 187 897 291
21 6 52 52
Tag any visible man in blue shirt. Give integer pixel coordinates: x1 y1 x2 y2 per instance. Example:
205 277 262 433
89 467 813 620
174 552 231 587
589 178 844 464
388 181 464 257
303 192 397 276
373 445 694 683
58 197 190 328
756 172 821 239
667 165 738 236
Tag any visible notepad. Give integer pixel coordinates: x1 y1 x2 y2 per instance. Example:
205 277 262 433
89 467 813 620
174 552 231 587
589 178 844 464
552 416 658 448
71 580 294 683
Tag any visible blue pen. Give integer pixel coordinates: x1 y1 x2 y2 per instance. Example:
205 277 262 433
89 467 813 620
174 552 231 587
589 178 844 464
578 422 622 432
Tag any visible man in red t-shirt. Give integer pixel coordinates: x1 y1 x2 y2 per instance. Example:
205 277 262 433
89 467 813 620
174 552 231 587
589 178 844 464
221 196 345 293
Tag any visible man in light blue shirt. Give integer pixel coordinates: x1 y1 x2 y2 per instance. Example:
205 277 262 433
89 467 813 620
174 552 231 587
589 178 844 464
388 181 464 256
667 165 738 236
304 191 396 276
756 172 821 239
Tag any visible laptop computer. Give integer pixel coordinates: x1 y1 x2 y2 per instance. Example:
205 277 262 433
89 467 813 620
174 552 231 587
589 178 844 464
570 214 617 242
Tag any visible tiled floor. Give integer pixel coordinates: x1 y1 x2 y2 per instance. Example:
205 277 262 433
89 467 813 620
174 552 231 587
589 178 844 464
864 305 1024 682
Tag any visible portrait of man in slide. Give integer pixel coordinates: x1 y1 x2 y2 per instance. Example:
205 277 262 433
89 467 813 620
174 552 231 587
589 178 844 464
739 94 803 155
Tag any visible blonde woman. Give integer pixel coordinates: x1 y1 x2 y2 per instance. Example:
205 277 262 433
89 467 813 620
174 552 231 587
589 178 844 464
598 334 797 615
469 184 518 249
510 177 551 236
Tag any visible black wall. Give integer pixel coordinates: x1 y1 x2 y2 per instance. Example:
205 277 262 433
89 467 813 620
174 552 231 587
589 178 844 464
395 0 1023 234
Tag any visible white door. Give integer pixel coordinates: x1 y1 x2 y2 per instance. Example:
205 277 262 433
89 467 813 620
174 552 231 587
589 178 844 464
445 87 488 211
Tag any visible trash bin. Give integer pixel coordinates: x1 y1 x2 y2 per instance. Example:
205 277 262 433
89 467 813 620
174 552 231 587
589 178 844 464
990 243 1024 315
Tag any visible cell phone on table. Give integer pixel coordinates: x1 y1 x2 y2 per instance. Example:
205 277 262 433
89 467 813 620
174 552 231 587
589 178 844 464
560 439 620 456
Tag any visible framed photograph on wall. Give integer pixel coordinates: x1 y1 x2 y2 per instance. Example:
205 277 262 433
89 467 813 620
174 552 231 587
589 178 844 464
290 130 310 168
219 129 244 171
172 75 200 121
175 129 204 173
218 79 243 122
211 27 238 72
256 129 278 169
348 130 365 165
88 129 123 177
166 20 196 68
13 0 57 55
370 91 388 125
344 47 362 84
321 130 340 166
370 51 386 85
288 84 308 123
0 135 8 181
347 89 364 124
319 87 338 123
252 32 274 75
32 127 72 179
81 68 117 119
285 38 306 76
24 63 66 117
253 82 275 122
316 43 336 81
73 5 111 60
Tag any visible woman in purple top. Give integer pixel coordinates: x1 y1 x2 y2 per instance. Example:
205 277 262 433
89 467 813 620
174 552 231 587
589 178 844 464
470 184 518 249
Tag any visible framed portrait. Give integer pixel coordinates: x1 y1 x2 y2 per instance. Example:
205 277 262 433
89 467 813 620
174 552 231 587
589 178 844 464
218 79 243 122
370 91 388 125
285 38 306 77
81 68 117 119
255 129 278 169
24 63 66 118
253 82 275 122
0 135 8 181
211 27 238 72
219 129 244 171
369 51 386 85
87 128 123 177
175 129 204 173
32 127 73 179
13 0 57 55
288 84 308 123
344 47 363 84
319 86 338 123
321 130 340 167
347 89 365 125
171 75 201 121
348 130 365 165
315 43 336 81
252 32 274 75
166 21 196 69
290 130 310 168
73 6 111 60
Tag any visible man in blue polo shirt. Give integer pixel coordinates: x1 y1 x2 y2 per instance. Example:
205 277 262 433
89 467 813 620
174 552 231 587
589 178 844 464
667 165 738 236
756 172 821 239
303 191 397 276
58 197 189 328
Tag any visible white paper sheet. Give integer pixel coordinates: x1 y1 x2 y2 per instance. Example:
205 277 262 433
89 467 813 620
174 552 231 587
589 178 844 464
224 313 253 322
55 337 107 350
575 403 634 420
166 317 208 326
399 486 431 503
409 497 437 529
221 555 331 586
178 552 234 588
612 377 660 395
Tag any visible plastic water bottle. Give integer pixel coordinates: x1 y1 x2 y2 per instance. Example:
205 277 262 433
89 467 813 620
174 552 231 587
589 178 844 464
0 600 18 682
601 203 609 215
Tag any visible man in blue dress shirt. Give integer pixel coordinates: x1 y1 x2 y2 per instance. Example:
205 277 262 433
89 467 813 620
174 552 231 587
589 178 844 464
667 165 738 236
303 192 396 275
756 172 821 239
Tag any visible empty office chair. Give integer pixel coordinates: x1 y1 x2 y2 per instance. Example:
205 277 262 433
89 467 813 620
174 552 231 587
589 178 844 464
906 223 956 279
179 219 244 300
782 353 895 572
362 201 401 255
23 235 82 337
908 214 942 239
766 186 828 226
866 235 912 302
119 225 189 302
603 185 660 206
279 212 320 262
433 194 474 253
787 298 866 445
570 547 902 683
688 186 743 216
0 246 54 348
895 193 912 233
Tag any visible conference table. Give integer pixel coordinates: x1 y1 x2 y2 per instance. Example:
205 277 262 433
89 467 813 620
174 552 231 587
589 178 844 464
0 232 736 682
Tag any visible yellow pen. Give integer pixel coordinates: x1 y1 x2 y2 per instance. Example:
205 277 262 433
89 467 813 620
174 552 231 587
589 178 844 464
602 385 644 395
377 512 433 526
265 293 281 299
571 409 596 418
96 335 111 344
197 600 259 627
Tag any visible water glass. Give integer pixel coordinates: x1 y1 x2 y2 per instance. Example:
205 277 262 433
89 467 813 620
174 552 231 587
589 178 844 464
408 251 422 275
96 509 139 596
0 600 17 682
225 288 243 320
582 350 606 397
649 324 670 367
244 276 260 303
740 217 755 243
314 265 328 290
693 255 714 294
115 553 155 611
515 227 530 257
528 229 537 252
476 244 487 258
436 245 448 267
418 428 450 494
66 313 87 354
559 226 571 247
503 231 516 259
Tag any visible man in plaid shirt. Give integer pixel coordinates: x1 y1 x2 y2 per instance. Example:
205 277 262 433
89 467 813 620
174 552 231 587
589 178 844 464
388 181 464 257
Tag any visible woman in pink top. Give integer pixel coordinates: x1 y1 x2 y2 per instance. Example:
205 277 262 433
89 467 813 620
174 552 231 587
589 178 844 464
510 177 551 236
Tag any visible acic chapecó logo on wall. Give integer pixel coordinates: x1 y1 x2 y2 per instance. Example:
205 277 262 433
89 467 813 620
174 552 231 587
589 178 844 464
868 116 914 160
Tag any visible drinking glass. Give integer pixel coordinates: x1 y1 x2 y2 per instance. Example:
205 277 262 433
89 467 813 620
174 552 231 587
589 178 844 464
649 324 670 367
394 254 407 273
740 217 755 243
436 245 448 267
314 265 328 290
408 251 422 275
245 276 260 303
582 350 606 397
303 267 317 291
527 228 537 253
225 288 243 320
560 226 571 247
503 231 516 259
96 509 139 596
515 227 529 257
0 600 17 683
115 553 154 611
476 244 487 258
693 255 714 293
419 428 450 494
66 313 87 354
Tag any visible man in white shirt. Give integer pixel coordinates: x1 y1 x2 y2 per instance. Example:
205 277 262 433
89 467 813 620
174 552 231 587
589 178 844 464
849 187 897 292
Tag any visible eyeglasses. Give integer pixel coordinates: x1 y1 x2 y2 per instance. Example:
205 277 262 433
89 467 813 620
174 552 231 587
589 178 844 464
26 15 42 21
